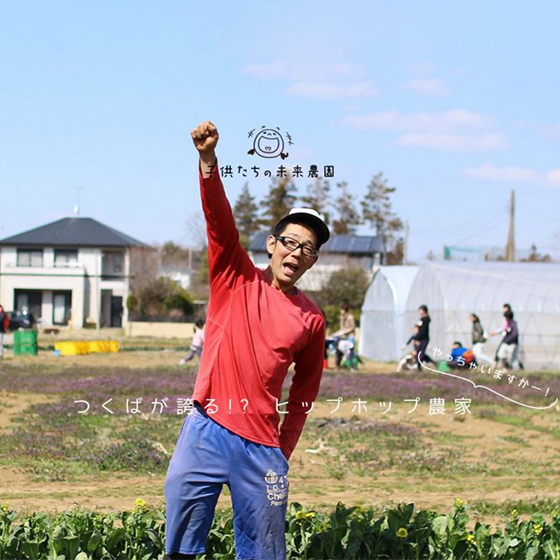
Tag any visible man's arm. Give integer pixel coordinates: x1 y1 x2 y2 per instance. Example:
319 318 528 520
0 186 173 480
332 326 354 337
191 121 254 287
278 316 326 460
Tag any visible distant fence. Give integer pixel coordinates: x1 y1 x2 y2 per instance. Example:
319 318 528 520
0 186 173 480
127 321 195 339
128 314 198 323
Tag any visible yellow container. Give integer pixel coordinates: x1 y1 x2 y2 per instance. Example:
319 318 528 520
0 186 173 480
54 340 119 356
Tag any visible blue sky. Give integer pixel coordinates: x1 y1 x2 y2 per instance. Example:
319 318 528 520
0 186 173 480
1 1 559 260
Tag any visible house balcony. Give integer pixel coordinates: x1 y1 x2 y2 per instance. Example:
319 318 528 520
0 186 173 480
1 262 88 276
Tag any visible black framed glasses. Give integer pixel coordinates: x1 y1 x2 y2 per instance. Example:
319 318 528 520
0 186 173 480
274 235 319 259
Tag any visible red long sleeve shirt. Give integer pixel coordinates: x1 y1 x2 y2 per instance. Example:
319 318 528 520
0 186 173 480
191 167 325 460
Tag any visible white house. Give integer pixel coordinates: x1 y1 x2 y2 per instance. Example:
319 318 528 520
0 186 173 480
0 217 152 329
248 232 386 291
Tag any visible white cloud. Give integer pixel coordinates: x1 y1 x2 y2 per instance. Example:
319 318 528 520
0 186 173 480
397 133 511 152
404 78 451 96
547 169 560 184
340 109 495 133
340 109 509 152
465 163 541 182
464 164 560 187
286 81 378 101
240 60 375 101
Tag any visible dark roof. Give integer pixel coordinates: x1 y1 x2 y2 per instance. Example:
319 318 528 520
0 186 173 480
248 231 385 255
0 217 148 248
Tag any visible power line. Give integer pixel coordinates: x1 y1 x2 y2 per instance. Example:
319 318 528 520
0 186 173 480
452 214 508 246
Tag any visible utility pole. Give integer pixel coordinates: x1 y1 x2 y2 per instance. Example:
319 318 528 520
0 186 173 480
505 189 515 261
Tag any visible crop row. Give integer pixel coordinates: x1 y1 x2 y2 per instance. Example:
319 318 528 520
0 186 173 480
1 499 560 559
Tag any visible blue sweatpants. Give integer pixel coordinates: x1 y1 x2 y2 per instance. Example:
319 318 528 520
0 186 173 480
164 404 289 559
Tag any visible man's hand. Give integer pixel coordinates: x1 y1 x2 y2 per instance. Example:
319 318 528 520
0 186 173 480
191 121 219 178
191 120 218 155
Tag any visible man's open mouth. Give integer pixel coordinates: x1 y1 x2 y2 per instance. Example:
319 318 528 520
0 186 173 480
283 262 299 276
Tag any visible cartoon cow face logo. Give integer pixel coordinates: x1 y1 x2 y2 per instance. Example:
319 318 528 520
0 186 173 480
248 126 292 160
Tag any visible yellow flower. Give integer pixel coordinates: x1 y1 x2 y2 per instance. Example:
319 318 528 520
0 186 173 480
454 498 464 508
131 498 147 513
1 502 9 513
305 512 316 518
466 534 475 544
295 511 306 520
509 509 519 524
397 528 408 539
534 524 543 535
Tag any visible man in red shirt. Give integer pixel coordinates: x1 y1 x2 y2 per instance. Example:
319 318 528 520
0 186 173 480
164 121 329 560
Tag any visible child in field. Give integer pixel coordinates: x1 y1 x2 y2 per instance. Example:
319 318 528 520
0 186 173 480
178 319 205 365
449 341 476 369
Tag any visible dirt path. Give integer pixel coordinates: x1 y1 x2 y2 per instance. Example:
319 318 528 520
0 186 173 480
0 390 59 433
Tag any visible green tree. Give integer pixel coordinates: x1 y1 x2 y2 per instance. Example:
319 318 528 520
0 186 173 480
361 172 404 264
331 181 361 235
524 244 551 262
300 178 331 224
315 267 370 328
137 277 194 318
259 176 298 230
233 182 260 250
160 241 190 269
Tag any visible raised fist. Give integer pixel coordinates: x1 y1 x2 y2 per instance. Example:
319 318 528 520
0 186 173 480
191 120 219 155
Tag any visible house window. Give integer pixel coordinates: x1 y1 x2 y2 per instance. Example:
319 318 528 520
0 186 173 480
17 249 43 267
54 249 78 267
102 251 124 278
53 291 72 325
15 290 43 320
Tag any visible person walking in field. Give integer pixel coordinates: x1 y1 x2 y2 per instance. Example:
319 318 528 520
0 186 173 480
178 318 205 365
331 303 356 370
164 121 329 560
496 310 520 370
491 303 524 370
470 313 492 367
412 304 435 369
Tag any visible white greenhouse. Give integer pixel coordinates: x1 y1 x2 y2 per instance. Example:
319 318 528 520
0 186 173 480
360 262 560 369
359 266 419 361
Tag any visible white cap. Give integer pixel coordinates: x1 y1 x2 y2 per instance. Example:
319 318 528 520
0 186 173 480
274 207 330 247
